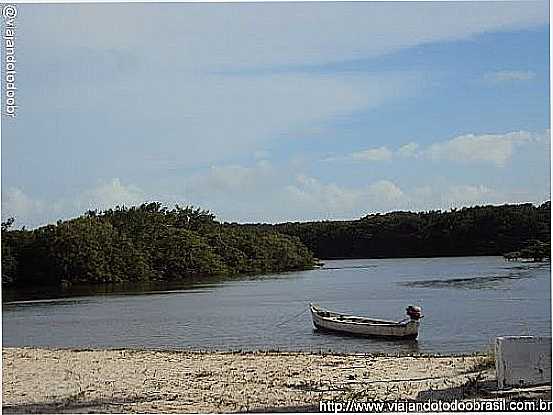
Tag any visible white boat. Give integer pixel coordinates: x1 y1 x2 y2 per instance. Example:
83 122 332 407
309 303 422 340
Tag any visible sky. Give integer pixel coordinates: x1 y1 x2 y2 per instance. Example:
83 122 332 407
1 1 550 228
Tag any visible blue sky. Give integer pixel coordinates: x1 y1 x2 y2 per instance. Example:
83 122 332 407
1 1 550 227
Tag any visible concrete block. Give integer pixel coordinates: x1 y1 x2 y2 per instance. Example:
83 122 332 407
496 336 551 389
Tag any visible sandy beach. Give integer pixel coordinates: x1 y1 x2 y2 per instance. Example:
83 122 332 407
2 347 497 413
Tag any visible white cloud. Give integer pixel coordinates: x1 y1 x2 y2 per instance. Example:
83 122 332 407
397 142 420 158
326 130 543 166
22 3 547 69
367 180 405 204
3 169 549 227
76 178 146 212
485 70 536 83
414 183 549 211
281 176 542 220
1 179 147 228
325 145 402 163
284 176 407 219
2 188 44 224
350 147 393 162
442 184 493 207
177 162 412 221
186 161 275 197
425 131 535 166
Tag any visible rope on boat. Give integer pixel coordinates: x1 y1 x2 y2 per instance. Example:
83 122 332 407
275 308 309 327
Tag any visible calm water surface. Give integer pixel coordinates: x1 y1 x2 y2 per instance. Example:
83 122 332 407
3 257 551 354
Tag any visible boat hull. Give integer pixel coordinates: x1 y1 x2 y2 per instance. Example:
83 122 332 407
310 304 420 340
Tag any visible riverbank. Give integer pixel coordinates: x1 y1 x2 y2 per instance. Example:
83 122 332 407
3 347 496 413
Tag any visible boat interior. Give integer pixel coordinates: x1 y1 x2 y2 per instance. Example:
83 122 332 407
311 304 405 326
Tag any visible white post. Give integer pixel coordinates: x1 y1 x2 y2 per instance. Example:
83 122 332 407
496 336 552 389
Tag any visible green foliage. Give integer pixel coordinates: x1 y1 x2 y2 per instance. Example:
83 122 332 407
1 218 18 285
19 217 152 285
2 204 315 288
150 227 227 279
264 201 551 259
517 240 550 262
2 201 549 289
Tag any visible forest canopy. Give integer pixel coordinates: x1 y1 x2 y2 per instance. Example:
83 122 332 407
2 201 550 289
259 201 551 259
1 203 314 288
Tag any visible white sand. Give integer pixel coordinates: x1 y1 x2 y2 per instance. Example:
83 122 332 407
2 348 492 413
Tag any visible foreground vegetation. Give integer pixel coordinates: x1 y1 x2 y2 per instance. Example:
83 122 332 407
1 203 314 288
2 201 549 289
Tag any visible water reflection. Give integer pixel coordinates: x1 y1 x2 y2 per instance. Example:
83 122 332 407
400 262 548 289
311 329 420 354
2 298 91 309
401 272 532 289
320 265 378 271
2 270 306 303
3 277 227 303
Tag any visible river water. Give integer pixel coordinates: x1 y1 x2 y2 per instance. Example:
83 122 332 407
2 256 550 354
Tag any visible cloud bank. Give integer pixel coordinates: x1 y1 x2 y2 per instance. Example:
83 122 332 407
332 130 547 167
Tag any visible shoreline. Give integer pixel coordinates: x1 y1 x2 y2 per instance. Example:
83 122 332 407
3 347 496 413
2 345 491 358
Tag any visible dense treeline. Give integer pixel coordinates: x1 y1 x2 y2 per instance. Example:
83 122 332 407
2 201 550 289
254 202 551 259
504 239 551 262
1 203 314 288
